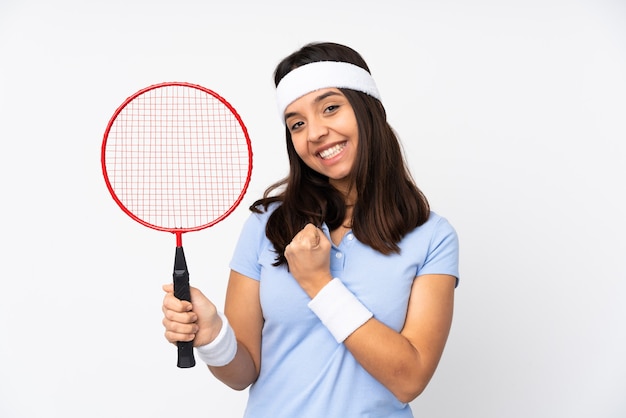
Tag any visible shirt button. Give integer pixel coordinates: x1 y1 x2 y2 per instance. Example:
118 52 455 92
335 252 343 259
347 234 354 241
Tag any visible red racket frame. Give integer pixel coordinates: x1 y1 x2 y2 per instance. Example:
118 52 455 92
101 81 253 247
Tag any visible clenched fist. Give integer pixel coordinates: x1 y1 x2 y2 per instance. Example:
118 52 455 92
284 223 333 298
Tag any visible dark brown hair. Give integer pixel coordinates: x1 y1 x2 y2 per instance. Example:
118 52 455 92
251 42 430 265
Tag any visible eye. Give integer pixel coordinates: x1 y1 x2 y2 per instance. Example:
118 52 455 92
324 104 339 113
289 120 304 132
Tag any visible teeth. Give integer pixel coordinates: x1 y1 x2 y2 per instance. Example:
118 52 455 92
319 143 346 159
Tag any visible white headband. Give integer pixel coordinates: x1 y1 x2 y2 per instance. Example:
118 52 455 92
276 61 381 118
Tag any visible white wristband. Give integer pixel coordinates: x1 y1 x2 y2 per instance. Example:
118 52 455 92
195 312 237 367
308 278 373 343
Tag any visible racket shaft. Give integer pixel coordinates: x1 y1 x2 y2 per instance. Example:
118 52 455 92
173 246 196 368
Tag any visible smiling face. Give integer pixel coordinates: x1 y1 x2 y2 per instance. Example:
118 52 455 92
284 88 359 194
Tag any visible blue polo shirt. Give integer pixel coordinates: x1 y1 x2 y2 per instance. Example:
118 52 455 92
229 205 459 418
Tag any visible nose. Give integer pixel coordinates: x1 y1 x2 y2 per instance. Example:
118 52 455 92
307 116 329 143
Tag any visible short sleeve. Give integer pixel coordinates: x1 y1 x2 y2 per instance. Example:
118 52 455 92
419 216 460 287
228 210 269 281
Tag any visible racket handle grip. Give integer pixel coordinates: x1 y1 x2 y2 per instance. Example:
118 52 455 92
173 246 196 368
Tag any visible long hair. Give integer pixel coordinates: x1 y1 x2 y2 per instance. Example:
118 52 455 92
251 42 430 266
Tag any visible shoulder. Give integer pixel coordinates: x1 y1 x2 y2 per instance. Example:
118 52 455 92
413 211 457 240
392 211 459 259
248 201 281 223
238 202 282 240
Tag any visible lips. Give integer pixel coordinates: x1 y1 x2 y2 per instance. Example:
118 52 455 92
318 142 346 159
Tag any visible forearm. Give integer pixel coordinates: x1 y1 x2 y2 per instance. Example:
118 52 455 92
307 274 455 403
208 341 259 390
210 271 263 390
344 320 438 403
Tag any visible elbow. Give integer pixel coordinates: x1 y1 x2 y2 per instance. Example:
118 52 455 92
389 351 440 402
394 384 427 404
227 382 252 391
216 375 256 391
389 369 430 404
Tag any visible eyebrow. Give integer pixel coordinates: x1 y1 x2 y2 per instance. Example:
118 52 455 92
284 90 342 121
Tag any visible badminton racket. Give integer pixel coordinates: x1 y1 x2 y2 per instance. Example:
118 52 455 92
101 82 252 368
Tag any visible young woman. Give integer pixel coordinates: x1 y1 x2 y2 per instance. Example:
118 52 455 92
162 42 460 417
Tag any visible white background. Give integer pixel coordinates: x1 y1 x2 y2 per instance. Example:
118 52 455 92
1 0 625 417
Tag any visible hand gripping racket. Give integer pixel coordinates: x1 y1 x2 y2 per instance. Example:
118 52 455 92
101 82 252 368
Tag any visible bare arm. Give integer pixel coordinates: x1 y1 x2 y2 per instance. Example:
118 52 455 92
162 270 263 390
344 274 455 403
285 224 456 402
209 270 263 390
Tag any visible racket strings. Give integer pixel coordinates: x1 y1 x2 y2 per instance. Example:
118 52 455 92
104 85 250 230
